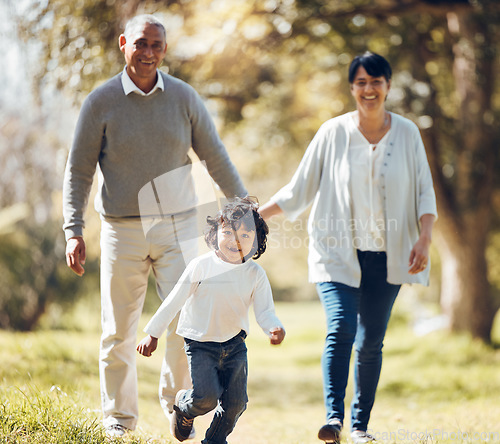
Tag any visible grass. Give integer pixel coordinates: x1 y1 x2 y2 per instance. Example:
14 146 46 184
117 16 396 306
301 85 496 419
1 297 500 443
0 385 109 444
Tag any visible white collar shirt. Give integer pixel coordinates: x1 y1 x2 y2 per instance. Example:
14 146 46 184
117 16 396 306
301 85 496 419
121 67 164 96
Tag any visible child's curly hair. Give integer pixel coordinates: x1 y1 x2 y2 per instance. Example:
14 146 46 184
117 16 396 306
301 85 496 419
204 197 269 261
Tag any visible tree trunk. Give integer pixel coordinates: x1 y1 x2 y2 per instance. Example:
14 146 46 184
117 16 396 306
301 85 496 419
436 219 495 341
312 0 500 340
432 8 497 342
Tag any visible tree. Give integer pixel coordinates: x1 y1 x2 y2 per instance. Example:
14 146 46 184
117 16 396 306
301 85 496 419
0 1 99 330
421 5 499 341
175 0 500 341
13 0 500 340
299 0 500 341
0 110 93 330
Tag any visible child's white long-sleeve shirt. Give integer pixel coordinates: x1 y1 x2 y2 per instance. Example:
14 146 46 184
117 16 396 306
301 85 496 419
144 251 284 342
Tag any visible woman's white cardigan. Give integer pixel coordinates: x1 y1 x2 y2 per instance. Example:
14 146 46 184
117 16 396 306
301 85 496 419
271 112 438 287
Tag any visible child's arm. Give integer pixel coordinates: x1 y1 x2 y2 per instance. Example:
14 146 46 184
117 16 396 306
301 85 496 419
269 327 285 345
252 269 286 345
137 335 158 357
142 264 198 341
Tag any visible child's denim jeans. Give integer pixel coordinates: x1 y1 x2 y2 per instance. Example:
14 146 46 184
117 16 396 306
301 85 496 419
178 331 248 444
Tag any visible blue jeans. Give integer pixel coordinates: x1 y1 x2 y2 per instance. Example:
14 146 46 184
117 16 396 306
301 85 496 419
316 251 401 432
178 331 248 444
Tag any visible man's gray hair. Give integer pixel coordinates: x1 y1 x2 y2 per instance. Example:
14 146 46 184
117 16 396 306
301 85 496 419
124 14 166 41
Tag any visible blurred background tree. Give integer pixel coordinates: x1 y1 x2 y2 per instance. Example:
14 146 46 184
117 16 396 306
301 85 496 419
0 0 98 330
4 0 500 341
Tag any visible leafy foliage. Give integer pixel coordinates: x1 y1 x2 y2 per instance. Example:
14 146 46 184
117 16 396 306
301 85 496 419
9 0 500 337
0 72 97 331
16 0 499 183
0 221 96 331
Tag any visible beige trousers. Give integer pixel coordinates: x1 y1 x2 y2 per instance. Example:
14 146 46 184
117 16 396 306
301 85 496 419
99 211 198 430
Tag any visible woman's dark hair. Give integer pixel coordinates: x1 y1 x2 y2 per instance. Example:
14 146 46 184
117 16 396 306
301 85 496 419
348 51 392 83
204 197 269 261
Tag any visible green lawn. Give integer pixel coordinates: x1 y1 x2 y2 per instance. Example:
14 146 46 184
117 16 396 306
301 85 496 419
1 299 500 443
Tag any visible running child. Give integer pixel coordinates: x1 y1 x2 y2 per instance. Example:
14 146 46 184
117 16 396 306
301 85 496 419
137 196 285 443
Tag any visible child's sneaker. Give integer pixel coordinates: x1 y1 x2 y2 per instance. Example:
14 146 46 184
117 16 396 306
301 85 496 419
166 408 196 440
318 418 342 443
170 390 194 441
351 430 376 443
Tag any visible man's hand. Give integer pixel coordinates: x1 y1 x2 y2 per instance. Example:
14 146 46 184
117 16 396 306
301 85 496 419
66 237 86 276
269 327 285 345
137 335 158 357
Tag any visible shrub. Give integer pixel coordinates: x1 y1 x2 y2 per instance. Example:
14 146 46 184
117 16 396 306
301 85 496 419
0 220 94 331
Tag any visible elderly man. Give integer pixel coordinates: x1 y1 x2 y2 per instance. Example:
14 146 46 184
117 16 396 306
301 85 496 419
63 14 247 437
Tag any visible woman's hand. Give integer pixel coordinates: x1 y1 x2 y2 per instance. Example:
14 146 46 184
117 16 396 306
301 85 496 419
258 202 283 221
408 236 430 274
137 335 158 357
408 214 435 275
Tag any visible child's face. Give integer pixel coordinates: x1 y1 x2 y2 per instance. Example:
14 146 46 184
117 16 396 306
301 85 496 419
217 221 256 264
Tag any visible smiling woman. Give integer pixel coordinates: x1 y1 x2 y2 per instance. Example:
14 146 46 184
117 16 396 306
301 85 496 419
259 51 437 444
349 53 392 145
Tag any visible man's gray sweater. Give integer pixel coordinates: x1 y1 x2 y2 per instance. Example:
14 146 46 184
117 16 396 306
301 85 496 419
63 71 247 240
